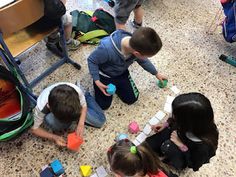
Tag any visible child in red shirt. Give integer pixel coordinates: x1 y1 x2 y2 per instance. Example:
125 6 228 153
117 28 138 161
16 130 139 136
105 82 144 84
107 139 177 177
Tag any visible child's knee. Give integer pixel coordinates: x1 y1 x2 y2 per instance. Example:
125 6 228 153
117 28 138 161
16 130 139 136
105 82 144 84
86 113 106 128
100 102 112 110
122 95 139 105
95 117 106 128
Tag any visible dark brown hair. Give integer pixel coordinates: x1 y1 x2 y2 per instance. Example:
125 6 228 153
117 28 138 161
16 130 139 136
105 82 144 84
48 84 81 123
129 27 162 56
172 92 219 151
107 139 166 176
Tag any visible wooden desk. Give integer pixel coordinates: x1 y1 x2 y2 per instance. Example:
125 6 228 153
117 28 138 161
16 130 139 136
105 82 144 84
0 0 45 56
0 0 44 36
0 0 81 89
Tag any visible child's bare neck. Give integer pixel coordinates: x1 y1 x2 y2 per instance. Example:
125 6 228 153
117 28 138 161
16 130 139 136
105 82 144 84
121 36 133 56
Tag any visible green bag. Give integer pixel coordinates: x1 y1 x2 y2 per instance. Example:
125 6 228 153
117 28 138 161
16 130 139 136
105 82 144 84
70 8 116 44
0 51 34 141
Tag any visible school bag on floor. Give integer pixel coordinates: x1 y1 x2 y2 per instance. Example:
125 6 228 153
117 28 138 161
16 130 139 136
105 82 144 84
221 0 236 42
70 8 116 44
0 63 34 141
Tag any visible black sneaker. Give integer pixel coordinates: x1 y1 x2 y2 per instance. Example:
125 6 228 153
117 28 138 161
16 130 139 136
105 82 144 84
46 41 64 57
131 20 142 29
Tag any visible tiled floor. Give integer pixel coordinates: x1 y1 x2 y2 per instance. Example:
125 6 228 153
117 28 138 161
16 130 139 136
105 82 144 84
1 0 236 176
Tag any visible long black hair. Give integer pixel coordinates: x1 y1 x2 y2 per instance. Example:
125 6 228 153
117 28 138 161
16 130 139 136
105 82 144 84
172 92 218 151
107 139 166 176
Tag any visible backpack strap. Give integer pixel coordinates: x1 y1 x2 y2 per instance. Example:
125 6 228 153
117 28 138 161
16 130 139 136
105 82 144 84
78 29 108 43
0 112 33 141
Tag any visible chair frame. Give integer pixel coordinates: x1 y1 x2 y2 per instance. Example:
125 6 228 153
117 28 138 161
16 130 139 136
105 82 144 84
0 20 81 101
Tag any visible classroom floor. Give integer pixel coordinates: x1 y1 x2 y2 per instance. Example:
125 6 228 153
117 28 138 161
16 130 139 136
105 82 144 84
1 0 236 176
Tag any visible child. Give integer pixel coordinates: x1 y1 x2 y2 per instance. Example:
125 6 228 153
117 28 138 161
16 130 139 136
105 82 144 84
31 82 106 147
87 27 167 110
107 139 178 177
146 93 219 171
114 0 144 30
44 0 80 56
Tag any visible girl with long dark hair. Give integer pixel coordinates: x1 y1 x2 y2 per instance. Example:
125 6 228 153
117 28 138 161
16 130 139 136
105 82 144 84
146 92 219 171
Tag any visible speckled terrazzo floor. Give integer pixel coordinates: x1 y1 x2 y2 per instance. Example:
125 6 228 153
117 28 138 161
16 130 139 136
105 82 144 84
0 0 236 176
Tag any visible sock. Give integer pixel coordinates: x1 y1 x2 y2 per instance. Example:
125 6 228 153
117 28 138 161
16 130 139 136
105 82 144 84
133 20 142 26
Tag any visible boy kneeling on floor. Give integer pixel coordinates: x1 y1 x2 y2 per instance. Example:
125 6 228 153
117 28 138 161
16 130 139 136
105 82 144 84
31 82 106 147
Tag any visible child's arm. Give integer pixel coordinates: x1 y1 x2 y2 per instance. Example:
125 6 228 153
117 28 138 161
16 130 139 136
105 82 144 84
30 107 66 146
170 131 188 152
155 73 168 83
94 80 109 96
30 128 67 147
136 58 167 82
87 45 110 95
76 106 87 137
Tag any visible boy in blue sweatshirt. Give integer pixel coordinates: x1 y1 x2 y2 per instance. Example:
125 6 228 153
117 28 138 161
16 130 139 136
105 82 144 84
87 27 167 110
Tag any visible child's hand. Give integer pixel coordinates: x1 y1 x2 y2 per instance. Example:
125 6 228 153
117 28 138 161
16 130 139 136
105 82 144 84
152 123 165 133
156 73 168 84
54 136 67 147
95 80 110 96
170 131 184 147
76 124 84 138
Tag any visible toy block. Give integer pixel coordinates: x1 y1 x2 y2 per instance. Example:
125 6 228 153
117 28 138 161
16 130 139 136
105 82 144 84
67 132 84 151
157 79 168 88
40 167 54 177
154 111 166 121
166 96 175 104
50 159 65 176
149 117 159 126
128 121 140 134
115 133 128 141
143 124 152 135
41 165 49 171
136 132 147 143
132 139 141 146
96 166 108 177
170 86 180 94
80 165 92 177
164 103 172 113
91 173 98 177
106 83 116 95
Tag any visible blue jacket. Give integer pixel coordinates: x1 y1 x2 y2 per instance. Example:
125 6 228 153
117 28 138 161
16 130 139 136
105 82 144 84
87 29 158 81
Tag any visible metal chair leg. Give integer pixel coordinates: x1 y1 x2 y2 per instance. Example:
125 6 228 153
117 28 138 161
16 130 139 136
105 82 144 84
58 21 81 70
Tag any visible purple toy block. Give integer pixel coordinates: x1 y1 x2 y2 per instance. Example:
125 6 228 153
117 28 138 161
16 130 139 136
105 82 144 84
128 121 140 134
40 167 54 177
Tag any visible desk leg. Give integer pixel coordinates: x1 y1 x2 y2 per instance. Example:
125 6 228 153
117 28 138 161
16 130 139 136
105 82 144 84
0 33 31 88
0 50 37 104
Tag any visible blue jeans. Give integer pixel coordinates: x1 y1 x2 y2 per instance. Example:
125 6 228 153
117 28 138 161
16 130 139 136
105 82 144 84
45 92 106 131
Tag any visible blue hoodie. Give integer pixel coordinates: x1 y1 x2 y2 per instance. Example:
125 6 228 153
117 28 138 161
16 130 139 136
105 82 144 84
87 29 158 81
